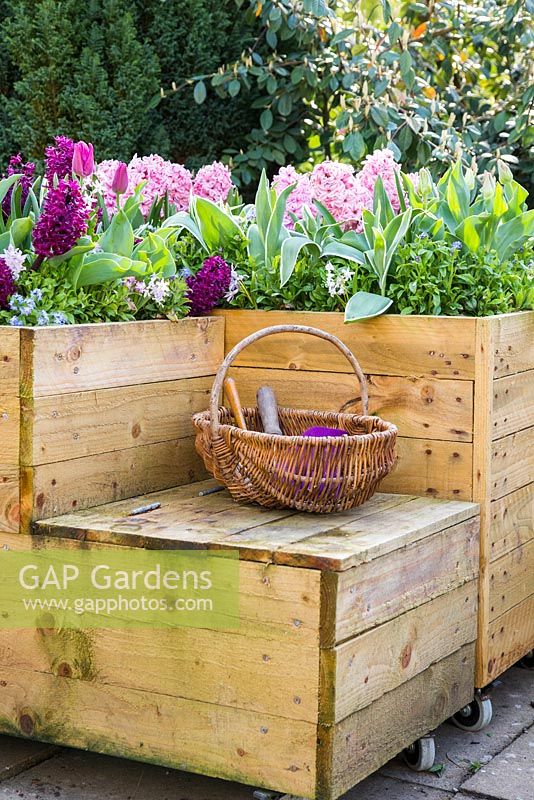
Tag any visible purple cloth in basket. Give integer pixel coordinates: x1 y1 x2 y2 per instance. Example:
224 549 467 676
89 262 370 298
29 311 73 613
303 426 348 437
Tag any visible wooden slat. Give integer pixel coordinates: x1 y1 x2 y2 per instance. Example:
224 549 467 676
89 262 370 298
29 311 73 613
491 426 534 500
492 370 534 440
329 582 477 723
20 318 223 397
380 437 473 500
472 318 494 689
488 539 534 621
0 395 19 463
36 484 477 572
218 310 477 379
485 594 534 682
0 667 317 798
0 464 20 533
322 644 474 800
333 517 479 644
492 311 534 378
0 534 322 644
21 437 207 530
229 366 473 442
0 596 320 723
273 496 478 571
490 484 533 562
21 376 211 466
0 328 20 395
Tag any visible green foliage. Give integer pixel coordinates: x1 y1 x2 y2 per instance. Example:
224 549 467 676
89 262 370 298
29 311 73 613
141 0 258 167
388 238 534 317
0 0 160 162
181 0 533 190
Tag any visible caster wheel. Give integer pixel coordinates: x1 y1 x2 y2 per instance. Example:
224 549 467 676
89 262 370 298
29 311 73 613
402 736 435 771
518 650 534 670
252 792 281 800
451 696 493 731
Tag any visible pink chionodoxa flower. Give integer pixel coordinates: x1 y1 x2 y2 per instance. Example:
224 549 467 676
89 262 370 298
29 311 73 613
192 162 233 203
309 161 360 226
272 165 313 228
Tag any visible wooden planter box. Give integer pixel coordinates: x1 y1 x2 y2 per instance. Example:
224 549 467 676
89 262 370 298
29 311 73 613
0 484 479 799
0 318 223 535
216 309 534 687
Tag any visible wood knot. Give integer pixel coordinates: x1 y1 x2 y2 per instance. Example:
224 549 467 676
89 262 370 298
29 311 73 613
57 662 72 678
400 643 412 669
67 345 82 362
131 423 141 439
19 713 34 736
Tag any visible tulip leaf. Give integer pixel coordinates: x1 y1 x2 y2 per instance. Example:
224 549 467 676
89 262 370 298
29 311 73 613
280 236 320 286
99 210 134 257
345 291 393 322
133 232 176 277
192 195 243 250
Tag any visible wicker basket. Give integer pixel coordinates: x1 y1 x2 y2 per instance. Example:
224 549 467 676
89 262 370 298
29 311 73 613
193 324 398 513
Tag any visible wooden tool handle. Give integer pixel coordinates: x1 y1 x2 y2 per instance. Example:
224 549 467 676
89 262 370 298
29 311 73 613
257 386 283 435
223 377 247 430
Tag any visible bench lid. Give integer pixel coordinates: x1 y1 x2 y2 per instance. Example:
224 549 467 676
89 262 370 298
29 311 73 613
36 480 478 571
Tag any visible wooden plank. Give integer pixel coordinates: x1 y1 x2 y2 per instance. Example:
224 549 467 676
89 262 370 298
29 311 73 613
0 532 322 643
490 484 533 562
491 426 534 500
21 436 207 529
329 582 477 723
322 644 474 800
486 594 534 682
36 485 476 572
472 318 494 688
218 310 477 379
488 539 534 621
21 376 212 466
492 370 534 440
229 366 473 443
334 517 479 644
0 667 317 798
20 318 224 397
492 311 534 378
0 612 320 724
273 496 478 571
0 465 20 533
0 328 20 395
380 437 473 500
0 395 19 463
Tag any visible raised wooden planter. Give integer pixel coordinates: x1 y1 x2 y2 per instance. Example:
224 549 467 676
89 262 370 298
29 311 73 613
0 318 223 534
0 483 479 799
217 309 534 687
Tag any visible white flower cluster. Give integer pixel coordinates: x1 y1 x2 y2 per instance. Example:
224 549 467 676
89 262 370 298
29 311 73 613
324 261 354 297
123 274 170 306
3 244 27 280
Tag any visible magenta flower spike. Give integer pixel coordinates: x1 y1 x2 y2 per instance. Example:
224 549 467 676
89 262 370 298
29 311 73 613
72 141 95 178
111 162 129 194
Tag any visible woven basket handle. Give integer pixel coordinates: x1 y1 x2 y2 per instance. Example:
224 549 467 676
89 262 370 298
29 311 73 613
210 324 369 437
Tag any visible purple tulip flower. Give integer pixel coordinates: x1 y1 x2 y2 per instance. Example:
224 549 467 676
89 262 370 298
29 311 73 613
111 162 129 194
72 141 95 178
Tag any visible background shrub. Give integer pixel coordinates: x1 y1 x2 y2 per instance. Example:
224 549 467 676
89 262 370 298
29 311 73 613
0 0 531 197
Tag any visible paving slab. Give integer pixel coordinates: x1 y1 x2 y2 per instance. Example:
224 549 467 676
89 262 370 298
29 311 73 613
460 724 534 800
0 748 254 800
380 666 534 792
0 736 58 783
340 774 454 799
